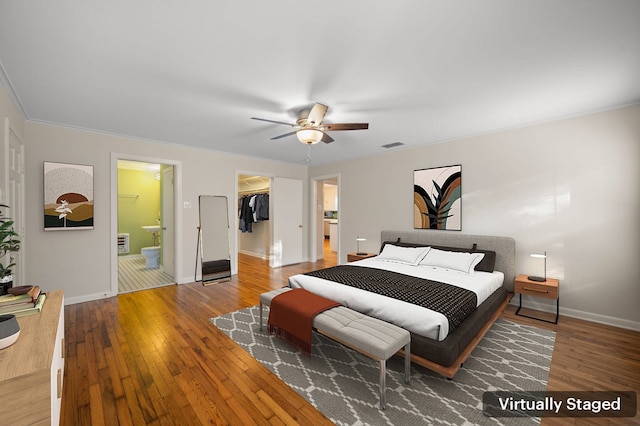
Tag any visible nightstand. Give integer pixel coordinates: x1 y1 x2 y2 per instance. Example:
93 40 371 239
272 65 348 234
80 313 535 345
347 253 377 262
514 274 559 324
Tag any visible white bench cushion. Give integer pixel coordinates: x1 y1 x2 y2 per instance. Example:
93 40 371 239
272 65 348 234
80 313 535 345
313 306 410 361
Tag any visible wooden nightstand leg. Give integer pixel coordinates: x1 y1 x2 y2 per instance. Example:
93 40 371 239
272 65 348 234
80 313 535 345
515 293 524 316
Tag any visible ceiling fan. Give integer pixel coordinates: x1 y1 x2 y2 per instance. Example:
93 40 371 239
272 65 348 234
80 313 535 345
251 103 369 145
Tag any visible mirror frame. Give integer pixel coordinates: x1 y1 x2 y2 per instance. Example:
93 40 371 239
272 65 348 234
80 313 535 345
198 195 231 284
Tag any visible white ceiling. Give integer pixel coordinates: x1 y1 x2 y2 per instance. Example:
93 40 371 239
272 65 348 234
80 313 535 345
1 1 639 165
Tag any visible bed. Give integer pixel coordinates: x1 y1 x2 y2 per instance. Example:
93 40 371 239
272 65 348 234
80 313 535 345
288 230 515 378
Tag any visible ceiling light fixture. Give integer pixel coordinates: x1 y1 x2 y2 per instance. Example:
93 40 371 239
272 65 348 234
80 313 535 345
296 128 323 145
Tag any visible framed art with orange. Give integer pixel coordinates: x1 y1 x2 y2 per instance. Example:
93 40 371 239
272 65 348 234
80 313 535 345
44 162 94 230
414 165 461 230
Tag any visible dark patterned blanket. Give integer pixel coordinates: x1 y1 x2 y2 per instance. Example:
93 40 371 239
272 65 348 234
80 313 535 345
304 265 477 332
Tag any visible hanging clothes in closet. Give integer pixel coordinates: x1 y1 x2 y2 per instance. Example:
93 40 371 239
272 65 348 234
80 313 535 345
239 192 269 233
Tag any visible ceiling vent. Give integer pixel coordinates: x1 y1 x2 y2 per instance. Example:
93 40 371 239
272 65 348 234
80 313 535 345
381 142 405 149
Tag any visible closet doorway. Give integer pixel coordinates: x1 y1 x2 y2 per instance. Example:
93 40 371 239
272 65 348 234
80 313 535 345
237 174 271 261
236 173 305 275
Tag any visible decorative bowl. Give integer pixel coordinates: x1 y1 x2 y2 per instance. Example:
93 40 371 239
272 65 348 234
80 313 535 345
0 315 20 350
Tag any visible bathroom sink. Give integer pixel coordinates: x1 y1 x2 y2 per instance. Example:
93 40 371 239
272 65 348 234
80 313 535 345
142 225 161 233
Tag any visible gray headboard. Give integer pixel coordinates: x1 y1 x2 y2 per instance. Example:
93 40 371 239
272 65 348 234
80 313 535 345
380 230 516 291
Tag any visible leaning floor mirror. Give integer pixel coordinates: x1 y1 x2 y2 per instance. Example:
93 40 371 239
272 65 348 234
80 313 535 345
197 195 231 284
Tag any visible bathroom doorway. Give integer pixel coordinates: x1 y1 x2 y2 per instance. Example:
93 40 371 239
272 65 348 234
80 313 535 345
115 159 176 293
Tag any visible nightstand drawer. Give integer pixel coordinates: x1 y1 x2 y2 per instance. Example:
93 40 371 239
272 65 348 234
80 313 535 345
515 280 558 300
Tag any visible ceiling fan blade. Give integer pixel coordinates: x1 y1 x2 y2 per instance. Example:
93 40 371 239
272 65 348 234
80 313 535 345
321 133 334 144
270 130 298 140
307 103 328 125
251 117 296 127
324 123 369 131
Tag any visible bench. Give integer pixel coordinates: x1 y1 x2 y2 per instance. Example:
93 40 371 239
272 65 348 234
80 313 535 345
260 287 411 409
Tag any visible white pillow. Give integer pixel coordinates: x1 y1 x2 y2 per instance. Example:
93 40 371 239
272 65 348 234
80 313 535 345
419 248 485 274
377 244 430 265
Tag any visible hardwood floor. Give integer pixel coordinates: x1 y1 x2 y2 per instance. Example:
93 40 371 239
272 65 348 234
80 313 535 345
501 307 640 426
62 251 640 425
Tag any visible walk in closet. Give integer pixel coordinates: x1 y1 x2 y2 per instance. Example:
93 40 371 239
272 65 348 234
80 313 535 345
237 175 271 260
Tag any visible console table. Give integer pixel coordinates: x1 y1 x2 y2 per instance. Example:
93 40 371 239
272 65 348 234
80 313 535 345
0 290 65 425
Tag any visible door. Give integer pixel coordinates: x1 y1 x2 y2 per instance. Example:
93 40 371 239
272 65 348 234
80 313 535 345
161 166 175 276
271 177 303 267
2 118 25 286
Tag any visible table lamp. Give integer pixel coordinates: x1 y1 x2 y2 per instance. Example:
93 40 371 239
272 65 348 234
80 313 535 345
528 251 547 282
356 237 367 255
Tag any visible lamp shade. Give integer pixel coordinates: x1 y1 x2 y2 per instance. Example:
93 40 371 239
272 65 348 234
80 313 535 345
356 236 367 255
296 129 323 144
528 251 547 282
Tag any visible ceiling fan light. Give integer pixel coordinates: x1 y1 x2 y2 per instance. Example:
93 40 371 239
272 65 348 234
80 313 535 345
296 129 323 145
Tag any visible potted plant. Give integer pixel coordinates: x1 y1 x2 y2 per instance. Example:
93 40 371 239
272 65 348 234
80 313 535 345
0 204 20 295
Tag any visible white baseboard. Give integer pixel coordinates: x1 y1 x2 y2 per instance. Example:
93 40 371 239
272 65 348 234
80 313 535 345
239 249 270 260
65 291 114 305
509 298 640 332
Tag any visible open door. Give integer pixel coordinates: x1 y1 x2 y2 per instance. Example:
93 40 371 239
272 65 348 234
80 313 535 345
161 166 175 276
271 177 303 267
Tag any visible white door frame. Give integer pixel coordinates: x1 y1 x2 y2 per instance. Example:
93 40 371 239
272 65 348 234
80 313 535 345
310 173 341 263
2 118 25 285
110 153 183 296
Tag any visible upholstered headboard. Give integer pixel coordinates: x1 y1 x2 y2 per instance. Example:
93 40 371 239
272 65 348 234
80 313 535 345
380 230 516 291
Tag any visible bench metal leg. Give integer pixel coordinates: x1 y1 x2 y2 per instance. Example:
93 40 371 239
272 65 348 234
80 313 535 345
259 302 264 331
379 359 386 410
404 342 411 384
380 342 411 410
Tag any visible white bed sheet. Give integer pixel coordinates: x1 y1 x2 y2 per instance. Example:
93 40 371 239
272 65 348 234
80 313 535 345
288 257 504 341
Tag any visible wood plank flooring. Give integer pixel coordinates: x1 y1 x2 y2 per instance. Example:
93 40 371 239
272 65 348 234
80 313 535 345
62 248 640 425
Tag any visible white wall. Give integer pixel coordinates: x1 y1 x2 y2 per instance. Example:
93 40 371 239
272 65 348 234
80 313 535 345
3 80 639 328
310 105 640 330
23 122 308 304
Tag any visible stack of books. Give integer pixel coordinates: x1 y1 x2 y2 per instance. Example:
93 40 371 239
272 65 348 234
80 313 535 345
0 286 46 317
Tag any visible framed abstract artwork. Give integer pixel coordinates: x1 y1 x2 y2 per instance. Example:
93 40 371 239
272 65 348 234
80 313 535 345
44 162 94 230
414 165 461 230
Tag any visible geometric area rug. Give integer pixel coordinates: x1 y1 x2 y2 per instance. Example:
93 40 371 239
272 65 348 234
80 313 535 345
211 305 556 426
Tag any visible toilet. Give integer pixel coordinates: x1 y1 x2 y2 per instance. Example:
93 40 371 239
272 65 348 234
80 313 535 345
141 246 161 269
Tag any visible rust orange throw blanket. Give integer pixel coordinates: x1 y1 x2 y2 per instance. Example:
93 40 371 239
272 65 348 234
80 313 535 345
267 288 340 354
